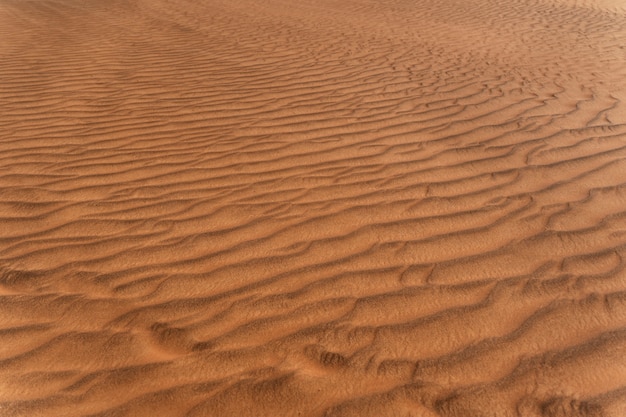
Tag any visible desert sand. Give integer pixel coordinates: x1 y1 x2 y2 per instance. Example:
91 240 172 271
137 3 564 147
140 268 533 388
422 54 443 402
1 0 626 415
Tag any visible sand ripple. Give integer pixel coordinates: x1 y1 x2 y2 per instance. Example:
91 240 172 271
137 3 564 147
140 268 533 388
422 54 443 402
1 0 626 415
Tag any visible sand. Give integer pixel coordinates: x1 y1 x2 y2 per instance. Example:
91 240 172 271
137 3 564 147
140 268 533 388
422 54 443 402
1 0 626 415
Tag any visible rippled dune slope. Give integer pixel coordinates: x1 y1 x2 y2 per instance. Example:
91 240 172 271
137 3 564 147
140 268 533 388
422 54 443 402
1 0 626 415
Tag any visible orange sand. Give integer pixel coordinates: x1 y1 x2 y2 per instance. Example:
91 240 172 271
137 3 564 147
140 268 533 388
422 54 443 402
1 0 626 415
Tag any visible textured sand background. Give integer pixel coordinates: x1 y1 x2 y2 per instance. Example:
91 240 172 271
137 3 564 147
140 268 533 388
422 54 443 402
2 0 626 416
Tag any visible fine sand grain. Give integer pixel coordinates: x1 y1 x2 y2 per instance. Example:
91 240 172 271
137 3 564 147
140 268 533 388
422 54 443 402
1 0 626 415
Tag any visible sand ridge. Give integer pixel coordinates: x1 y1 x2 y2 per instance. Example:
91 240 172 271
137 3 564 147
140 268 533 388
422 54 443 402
1 0 626 415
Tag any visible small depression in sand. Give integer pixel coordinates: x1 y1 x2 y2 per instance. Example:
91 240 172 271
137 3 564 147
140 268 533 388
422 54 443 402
1 0 626 415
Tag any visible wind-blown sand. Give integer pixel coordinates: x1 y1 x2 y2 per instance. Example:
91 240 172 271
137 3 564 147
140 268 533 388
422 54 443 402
1 0 626 415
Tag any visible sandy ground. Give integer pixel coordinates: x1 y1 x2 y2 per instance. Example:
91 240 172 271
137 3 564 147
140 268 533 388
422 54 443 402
1 0 626 415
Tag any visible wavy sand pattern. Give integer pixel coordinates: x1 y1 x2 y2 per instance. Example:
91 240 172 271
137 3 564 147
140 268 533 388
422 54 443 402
2 0 626 415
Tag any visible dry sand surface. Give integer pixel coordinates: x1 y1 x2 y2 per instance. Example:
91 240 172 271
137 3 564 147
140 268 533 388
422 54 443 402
1 0 626 415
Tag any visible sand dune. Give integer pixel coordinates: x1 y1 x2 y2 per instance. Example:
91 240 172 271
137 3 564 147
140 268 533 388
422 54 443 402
1 0 626 415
